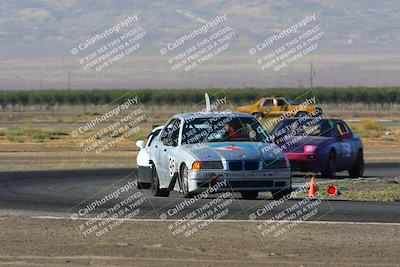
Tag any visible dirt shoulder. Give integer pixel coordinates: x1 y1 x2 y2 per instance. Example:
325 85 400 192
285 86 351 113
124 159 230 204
0 216 399 266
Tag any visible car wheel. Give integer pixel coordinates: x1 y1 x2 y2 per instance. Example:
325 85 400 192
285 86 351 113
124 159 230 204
295 111 308 117
322 150 336 178
349 150 364 178
179 164 194 198
137 182 151 189
151 165 169 197
241 191 259 199
252 112 263 120
271 189 291 200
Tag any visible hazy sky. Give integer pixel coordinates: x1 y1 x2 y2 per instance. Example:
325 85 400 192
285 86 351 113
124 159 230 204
0 0 399 89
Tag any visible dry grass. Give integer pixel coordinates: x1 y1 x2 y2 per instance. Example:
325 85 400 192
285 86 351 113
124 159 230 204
348 120 386 138
4 126 69 143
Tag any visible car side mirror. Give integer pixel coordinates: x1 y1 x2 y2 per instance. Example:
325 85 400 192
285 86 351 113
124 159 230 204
136 140 145 149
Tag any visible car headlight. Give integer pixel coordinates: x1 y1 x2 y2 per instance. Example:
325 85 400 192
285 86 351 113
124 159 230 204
192 161 223 170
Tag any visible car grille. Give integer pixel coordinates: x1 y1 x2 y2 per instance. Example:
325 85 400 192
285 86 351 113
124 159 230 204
274 181 286 187
228 161 260 171
263 159 286 169
244 161 259 170
228 161 242 170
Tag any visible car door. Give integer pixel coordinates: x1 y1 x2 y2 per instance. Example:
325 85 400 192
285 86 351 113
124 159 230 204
341 122 358 168
335 122 354 170
158 118 181 180
276 98 289 115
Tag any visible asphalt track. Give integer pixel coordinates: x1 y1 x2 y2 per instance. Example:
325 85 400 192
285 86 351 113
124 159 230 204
0 163 399 223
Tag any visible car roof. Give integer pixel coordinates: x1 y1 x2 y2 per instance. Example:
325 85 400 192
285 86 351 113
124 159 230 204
172 112 255 120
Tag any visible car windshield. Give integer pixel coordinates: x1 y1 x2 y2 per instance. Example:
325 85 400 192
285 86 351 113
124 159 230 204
273 118 334 138
182 116 271 144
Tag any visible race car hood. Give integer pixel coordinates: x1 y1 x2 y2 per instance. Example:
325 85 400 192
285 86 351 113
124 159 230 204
278 136 334 153
182 142 284 161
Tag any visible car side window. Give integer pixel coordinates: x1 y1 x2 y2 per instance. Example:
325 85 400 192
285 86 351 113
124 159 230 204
335 124 342 136
261 99 273 106
336 122 352 137
277 99 286 106
160 119 181 146
340 122 352 136
333 123 341 137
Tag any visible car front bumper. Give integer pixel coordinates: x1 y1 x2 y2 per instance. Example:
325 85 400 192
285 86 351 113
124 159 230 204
285 153 324 172
187 168 291 192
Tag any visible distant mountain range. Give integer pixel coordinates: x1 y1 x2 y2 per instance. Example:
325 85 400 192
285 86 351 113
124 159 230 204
1 0 399 57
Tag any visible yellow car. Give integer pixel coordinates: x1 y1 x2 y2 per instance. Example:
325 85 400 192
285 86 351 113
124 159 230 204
236 97 322 119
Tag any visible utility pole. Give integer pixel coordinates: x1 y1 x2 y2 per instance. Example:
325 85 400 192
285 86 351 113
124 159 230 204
310 62 316 88
68 54 73 90
39 70 43 90
67 70 71 90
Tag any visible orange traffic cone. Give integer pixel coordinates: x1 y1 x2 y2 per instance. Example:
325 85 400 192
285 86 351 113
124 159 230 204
308 176 317 198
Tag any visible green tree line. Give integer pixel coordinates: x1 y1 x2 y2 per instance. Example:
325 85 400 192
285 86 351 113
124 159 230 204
0 88 399 106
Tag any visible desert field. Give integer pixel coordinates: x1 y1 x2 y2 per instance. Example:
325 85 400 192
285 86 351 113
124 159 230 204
0 103 399 172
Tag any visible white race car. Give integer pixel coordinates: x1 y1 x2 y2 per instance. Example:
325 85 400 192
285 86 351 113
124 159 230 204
146 95 292 199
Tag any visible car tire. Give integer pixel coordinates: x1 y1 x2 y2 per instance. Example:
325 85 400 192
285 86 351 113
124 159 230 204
349 150 364 178
240 191 259 199
322 150 336 178
137 182 151 189
180 164 195 198
295 111 308 117
271 189 291 200
151 165 169 197
252 112 263 120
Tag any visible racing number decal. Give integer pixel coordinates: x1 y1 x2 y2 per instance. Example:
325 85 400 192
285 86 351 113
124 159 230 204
341 143 351 158
168 156 176 177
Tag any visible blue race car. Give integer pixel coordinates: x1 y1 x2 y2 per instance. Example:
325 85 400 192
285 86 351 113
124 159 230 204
271 117 364 178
